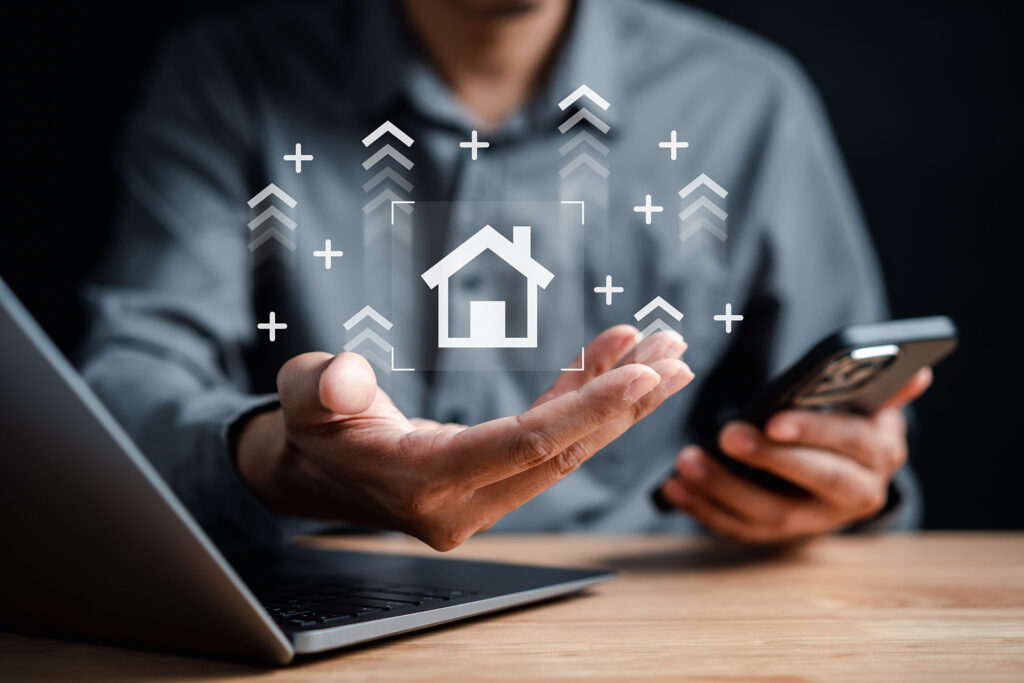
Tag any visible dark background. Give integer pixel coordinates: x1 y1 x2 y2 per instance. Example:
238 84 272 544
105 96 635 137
1 1 1020 528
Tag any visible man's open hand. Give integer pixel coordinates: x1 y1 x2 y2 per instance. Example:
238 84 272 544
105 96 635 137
659 368 932 543
238 326 693 550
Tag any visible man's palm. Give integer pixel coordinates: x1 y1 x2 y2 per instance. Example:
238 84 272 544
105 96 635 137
241 326 693 550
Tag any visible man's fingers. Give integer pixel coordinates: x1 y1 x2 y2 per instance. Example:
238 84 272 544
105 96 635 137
556 359 692 470
765 410 907 473
718 422 884 512
618 329 686 367
532 328 686 408
660 479 788 544
672 446 809 525
478 358 694 515
277 351 377 423
450 364 662 489
664 477 833 544
879 366 933 409
532 325 638 407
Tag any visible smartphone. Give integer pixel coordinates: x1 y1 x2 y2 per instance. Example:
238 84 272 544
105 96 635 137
651 316 958 510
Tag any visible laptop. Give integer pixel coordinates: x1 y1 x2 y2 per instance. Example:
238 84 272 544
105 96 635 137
0 277 614 664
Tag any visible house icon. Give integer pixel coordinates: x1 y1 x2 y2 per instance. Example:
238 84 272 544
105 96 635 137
421 225 555 348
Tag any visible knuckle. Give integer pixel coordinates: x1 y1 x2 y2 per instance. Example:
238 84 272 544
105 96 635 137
753 443 781 467
873 486 888 513
395 490 430 519
766 506 792 533
860 485 887 516
553 443 589 477
841 421 866 453
593 386 631 423
819 463 845 494
630 397 649 424
393 483 446 520
511 422 562 469
885 440 908 471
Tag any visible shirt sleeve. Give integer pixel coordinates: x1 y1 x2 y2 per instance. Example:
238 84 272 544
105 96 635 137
78 29 316 549
689 59 921 530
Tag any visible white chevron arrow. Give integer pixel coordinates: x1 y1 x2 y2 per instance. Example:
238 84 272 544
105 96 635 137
558 130 609 156
680 217 728 243
558 153 609 178
343 305 394 331
558 108 610 135
247 183 297 208
361 166 414 193
361 346 391 371
362 120 414 148
678 195 728 222
247 228 296 252
634 296 684 322
557 84 610 111
678 173 728 200
343 327 393 354
637 318 678 340
362 144 414 171
362 188 414 215
247 205 297 231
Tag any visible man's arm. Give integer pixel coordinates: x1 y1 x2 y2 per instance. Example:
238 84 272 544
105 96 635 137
78 30 300 547
660 57 924 539
80 28 696 550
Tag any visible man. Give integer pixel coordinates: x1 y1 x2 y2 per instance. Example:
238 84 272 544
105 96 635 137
81 0 930 550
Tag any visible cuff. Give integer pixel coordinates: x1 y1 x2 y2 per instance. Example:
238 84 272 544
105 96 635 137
183 392 326 551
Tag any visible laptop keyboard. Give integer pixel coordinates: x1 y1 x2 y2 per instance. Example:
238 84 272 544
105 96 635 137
257 576 478 629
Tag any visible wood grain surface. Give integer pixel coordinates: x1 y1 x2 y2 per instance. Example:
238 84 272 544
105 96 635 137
2 533 1022 681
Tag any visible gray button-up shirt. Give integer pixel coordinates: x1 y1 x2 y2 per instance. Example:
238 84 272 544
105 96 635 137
80 0 919 547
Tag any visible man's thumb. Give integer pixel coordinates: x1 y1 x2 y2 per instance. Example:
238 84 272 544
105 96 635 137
277 351 377 420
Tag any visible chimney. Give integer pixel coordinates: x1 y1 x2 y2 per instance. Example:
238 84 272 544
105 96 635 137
512 225 531 254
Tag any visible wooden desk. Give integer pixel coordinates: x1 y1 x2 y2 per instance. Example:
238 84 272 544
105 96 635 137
2 533 1022 680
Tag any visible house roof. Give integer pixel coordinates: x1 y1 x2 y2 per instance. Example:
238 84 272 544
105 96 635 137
421 225 555 289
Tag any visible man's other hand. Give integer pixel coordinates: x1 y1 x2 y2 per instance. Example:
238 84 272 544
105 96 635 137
659 368 933 543
238 326 693 550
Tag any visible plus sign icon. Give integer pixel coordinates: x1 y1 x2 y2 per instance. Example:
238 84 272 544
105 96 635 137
283 143 314 173
459 130 490 160
633 194 664 225
658 130 689 160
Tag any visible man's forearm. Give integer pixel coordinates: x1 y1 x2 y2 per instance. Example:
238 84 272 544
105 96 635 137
80 345 302 548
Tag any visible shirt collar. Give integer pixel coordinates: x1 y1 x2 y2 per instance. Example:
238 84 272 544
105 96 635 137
535 0 623 131
347 1 416 117
350 0 623 136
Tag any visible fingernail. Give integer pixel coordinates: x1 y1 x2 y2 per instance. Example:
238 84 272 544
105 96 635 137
665 362 695 392
627 371 661 400
617 332 638 352
724 422 757 454
769 416 799 441
634 330 685 363
678 447 706 481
